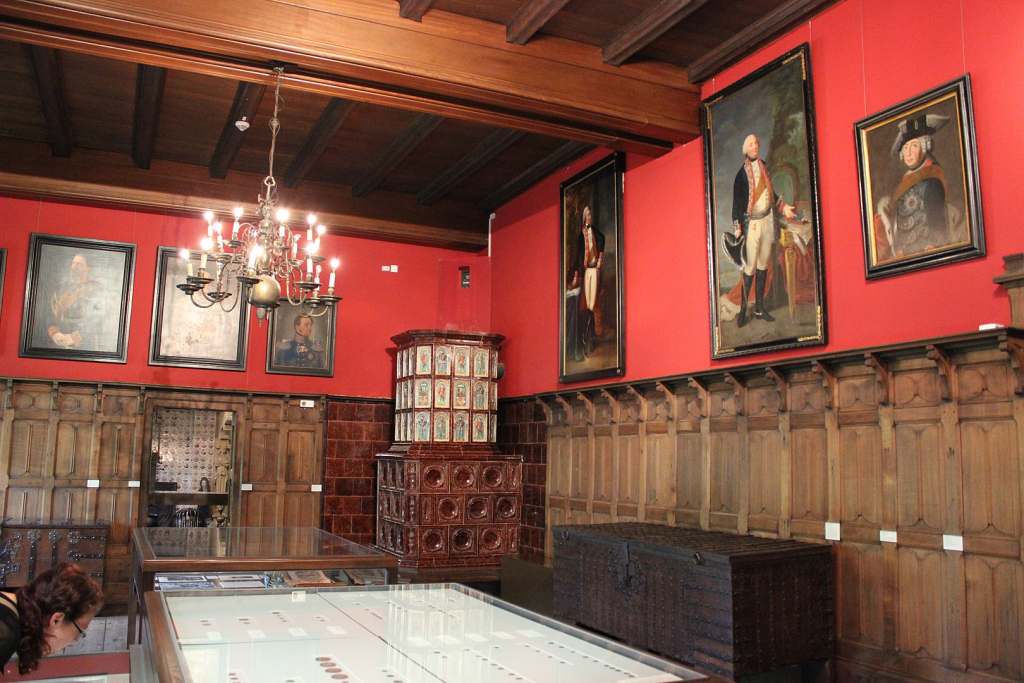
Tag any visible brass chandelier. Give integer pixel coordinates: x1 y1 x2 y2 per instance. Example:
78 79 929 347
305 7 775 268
177 67 340 320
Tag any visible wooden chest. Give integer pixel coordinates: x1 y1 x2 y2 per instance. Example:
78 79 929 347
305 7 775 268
552 523 834 679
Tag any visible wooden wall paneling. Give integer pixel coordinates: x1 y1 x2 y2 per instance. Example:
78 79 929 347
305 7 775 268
644 383 677 526
280 397 325 527
240 396 284 527
614 391 642 522
673 386 702 528
4 382 58 523
591 391 616 524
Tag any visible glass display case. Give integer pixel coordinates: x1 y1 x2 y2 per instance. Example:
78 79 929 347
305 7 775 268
129 527 398 643
140 583 706 682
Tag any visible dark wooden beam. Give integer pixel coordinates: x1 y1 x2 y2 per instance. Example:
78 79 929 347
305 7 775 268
481 141 592 210
688 0 837 82
283 98 355 188
603 0 710 66
398 0 434 21
417 129 525 206
131 64 166 169
24 45 72 157
353 114 442 197
209 81 266 179
506 0 573 45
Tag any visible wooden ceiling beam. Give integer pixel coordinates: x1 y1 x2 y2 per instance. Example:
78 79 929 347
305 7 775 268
283 98 355 188
506 0 573 45
353 113 442 198
417 129 525 206
603 0 710 67
398 0 434 21
209 81 266 179
688 0 837 82
481 141 592 210
24 44 72 157
0 138 488 250
0 0 697 147
131 64 166 169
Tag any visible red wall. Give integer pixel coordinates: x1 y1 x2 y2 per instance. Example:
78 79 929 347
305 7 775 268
0 196 490 398
491 0 1024 398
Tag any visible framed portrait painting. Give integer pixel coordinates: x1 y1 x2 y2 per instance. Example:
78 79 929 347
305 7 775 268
266 300 336 376
20 234 135 363
702 43 826 360
559 152 625 383
150 246 249 370
855 75 984 278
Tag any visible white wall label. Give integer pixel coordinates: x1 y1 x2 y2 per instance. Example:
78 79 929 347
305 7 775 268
824 522 841 541
942 534 964 551
879 530 898 544
86 479 100 488
299 399 315 408
128 480 141 488
310 484 322 492
240 483 253 491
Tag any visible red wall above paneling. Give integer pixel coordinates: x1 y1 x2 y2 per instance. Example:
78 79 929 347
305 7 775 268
490 0 1024 398
0 196 490 398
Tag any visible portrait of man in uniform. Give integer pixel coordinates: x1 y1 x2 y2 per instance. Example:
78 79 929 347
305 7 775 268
702 44 826 359
266 301 336 376
856 76 984 278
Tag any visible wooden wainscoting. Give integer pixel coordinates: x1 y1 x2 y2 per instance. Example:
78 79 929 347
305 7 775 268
0 380 325 607
539 330 1024 682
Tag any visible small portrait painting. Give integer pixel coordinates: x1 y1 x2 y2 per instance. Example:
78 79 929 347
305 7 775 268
473 348 489 377
453 412 469 443
266 301 336 376
414 379 432 408
434 379 451 409
433 412 450 442
472 414 487 443
702 44 826 359
414 412 430 442
855 75 984 278
20 234 135 363
453 346 471 376
472 381 488 411
415 345 432 374
435 345 452 375
453 380 470 410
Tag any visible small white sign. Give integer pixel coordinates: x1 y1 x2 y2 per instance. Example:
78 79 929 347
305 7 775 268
381 265 390 272
879 530 898 544
824 522 841 541
299 399 315 408
86 479 100 488
942 534 964 552
390 264 399 272
128 480 141 488
240 483 253 491
291 590 306 603
310 484 322 493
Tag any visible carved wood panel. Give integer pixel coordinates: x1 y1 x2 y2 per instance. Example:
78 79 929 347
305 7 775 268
541 341 1024 682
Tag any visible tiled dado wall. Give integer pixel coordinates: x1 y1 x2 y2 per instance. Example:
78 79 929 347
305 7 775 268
322 399 393 546
497 400 548 563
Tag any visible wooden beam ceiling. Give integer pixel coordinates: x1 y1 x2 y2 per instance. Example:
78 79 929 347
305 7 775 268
688 0 836 82
131 64 165 169
0 137 488 250
603 0 711 67
506 0 573 45
353 113 441 198
0 0 697 150
283 98 355 188
481 141 592 211
398 0 434 21
209 81 265 179
24 44 72 156
417 129 525 206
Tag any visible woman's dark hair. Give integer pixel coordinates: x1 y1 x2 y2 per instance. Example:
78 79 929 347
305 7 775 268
14 562 103 673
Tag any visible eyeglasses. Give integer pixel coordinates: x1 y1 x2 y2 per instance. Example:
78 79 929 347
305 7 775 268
70 619 86 640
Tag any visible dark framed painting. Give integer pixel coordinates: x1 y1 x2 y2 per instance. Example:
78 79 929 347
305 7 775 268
559 152 625 383
702 43 826 360
20 234 135 363
266 299 336 376
855 75 984 279
150 246 249 370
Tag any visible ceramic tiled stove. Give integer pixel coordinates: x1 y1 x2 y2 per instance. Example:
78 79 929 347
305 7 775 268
376 330 522 573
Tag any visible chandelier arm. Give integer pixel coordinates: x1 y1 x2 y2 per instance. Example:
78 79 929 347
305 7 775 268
189 291 219 309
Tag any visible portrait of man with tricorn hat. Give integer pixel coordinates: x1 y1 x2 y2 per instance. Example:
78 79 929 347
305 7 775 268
856 75 984 278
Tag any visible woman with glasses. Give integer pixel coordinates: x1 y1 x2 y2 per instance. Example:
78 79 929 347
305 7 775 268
0 562 103 674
